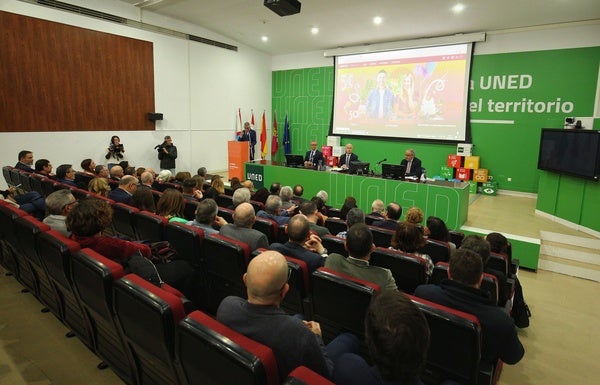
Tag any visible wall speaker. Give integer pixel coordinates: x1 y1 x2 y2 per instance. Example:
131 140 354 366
148 113 163 121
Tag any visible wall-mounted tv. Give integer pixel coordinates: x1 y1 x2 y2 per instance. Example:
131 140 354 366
537 128 600 181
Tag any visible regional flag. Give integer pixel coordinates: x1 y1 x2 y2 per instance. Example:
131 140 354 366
271 111 279 156
260 111 267 159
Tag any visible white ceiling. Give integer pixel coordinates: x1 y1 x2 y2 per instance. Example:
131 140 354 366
124 0 600 55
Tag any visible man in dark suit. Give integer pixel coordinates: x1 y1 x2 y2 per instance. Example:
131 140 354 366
304 140 324 169
107 175 137 204
238 121 257 161
338 143 358 170
414 249 524 367
400 148 423 177
219 202 268 251
372 202 402 231
15 150 35 172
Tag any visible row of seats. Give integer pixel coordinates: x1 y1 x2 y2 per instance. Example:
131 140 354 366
0 199 336 385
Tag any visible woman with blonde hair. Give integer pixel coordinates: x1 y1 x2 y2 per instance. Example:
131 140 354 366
156 188 187 223
210 175 225 194
88 177 110 197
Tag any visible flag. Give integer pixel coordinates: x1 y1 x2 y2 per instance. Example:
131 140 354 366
283 113 291 155
235 108 242 139
271 111 279 156
251 110 255 129
260 111 267 159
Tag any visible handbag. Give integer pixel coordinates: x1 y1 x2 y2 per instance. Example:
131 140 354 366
148 240 177 264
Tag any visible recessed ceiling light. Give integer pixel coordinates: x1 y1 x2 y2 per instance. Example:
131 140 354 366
373 16 382 25
311 27 319 35
452 3 465 13
261 35 269 42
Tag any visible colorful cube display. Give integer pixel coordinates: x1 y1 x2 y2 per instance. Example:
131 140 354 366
455 168 472 181
447 155 464 168
482 181 498 196
440 165 454 179
469 181 478 194
464 156 480 169
473 168 489 182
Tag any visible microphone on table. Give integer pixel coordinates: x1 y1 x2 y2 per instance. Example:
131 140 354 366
376 158 388 165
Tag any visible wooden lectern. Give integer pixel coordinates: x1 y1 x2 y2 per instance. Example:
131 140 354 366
228 141 249 180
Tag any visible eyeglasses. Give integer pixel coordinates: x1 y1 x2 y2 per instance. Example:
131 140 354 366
62 200 78 210
280 267 292 291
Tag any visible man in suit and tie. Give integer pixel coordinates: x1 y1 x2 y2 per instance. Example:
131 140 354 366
338 143 359 170
107 175 138 204
238 121 257 161
304 140 324 169
400 148 423 177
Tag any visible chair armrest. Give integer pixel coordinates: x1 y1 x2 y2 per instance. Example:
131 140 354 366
510 258 520 275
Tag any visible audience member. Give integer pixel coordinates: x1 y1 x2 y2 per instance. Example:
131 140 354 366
156 188 187 223
130 186 156 212
15 150 35 172
219 202 268 251
241 179 254 194
34 159 54 177
156 169 172 183
173 171 192 184
107 175 137 204
460 235 508 307
67 198 193 297
299 200 330 237
231 187 251 209
370 199 385 218
187 198 227 235
372 202 402 230
340 196 357 220
316 190 330 215
55 164 78 187
123 166 136 176
88 177 110 197
229 177 242 192
336 207 365 239
280 186 295 210
486 232 511 264
197 167 208 178
334 290 430 385
94 165 109 179
310 196 328 224
0 187 46 219
252 187 270 204
292 184 306 204
405 206 425 233
43 190 77 237
426 216 455 251
414 249 524 366
139 171 154 188
257 195 292 225
211 175 226 194
135 167 146 181
270 214 327 273
326 223 397 292
390 221 433 276
80 159 96 176
269 182 281 196
109 165 124 181
182 178 203 201
217 250 359 379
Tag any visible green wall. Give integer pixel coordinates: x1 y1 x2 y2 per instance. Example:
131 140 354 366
272 46 600 194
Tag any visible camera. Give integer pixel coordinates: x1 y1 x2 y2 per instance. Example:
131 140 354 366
155 142 166 151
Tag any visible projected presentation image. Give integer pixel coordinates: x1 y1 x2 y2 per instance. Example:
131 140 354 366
333 43 472 141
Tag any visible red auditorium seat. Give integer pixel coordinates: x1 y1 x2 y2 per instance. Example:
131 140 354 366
369 247 428 294
177 310 279 385
282 366 335 385
134 210 167 242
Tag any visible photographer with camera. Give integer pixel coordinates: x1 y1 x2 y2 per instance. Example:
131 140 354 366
156 135 177 174
105 135 125 167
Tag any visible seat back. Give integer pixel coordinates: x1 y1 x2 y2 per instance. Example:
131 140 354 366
419 239 451 264
41 177 59 196
448 230 465 248
28 173 44 195
74 172 94 190
14 216 51 297
200 234 251 313
68 186 91 200
488 252 509 276
9 168 21 187
18 171 33 192
370 247 428 294
151 189 163 205
70 248 135 384
310 267 380 343
216 194 234 208
2 165 12 186
326 207 342 218
183 199 199 221
177 310 280 385
253 216 278 244
277 224 289 244
409 295 482 385
134 210 167 242
218 207 235 223
112 202 139 240
165 222 204 267
113 274 186 385
282 255 310 316
368 225 394 248
36 230 91 348
0 203 29 275
364 214 381 225
324 217 347 236
249 200 265 213
282 366 335 385
321 235 347 257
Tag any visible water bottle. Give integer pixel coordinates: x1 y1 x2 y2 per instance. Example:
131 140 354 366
318 159 323 171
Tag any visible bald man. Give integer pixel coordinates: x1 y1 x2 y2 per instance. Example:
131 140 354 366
219 202 268 251
109 165 124 181
217 250 359 380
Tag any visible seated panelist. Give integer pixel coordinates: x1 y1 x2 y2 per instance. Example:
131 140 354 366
304 140 324 169
400 148 423 177
338 143 359 170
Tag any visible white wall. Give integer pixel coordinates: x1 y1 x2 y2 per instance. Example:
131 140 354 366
0 0 272 189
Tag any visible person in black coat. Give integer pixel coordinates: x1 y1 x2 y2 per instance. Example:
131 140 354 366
400 148 422 177
304 140 324 169
338 143 358 169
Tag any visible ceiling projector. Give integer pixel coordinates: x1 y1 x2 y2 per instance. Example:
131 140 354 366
264 0 301 17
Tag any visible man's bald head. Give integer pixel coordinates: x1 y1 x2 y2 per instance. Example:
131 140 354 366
287 214 311 243
110 165 124 178
233 202 256 228
244 250 289 305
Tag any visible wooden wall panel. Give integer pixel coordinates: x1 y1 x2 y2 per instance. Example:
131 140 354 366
0 11 155 132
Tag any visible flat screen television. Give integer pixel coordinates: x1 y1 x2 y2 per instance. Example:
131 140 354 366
349 161 370 175
537 128 600 181
382 163 406 180
285 154 304 167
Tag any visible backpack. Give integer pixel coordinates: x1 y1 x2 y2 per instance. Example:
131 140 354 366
511 278 531 328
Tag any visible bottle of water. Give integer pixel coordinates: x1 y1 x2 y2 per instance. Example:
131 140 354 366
318 159 323 171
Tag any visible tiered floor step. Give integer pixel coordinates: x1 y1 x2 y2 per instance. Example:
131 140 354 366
538 231 600 282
